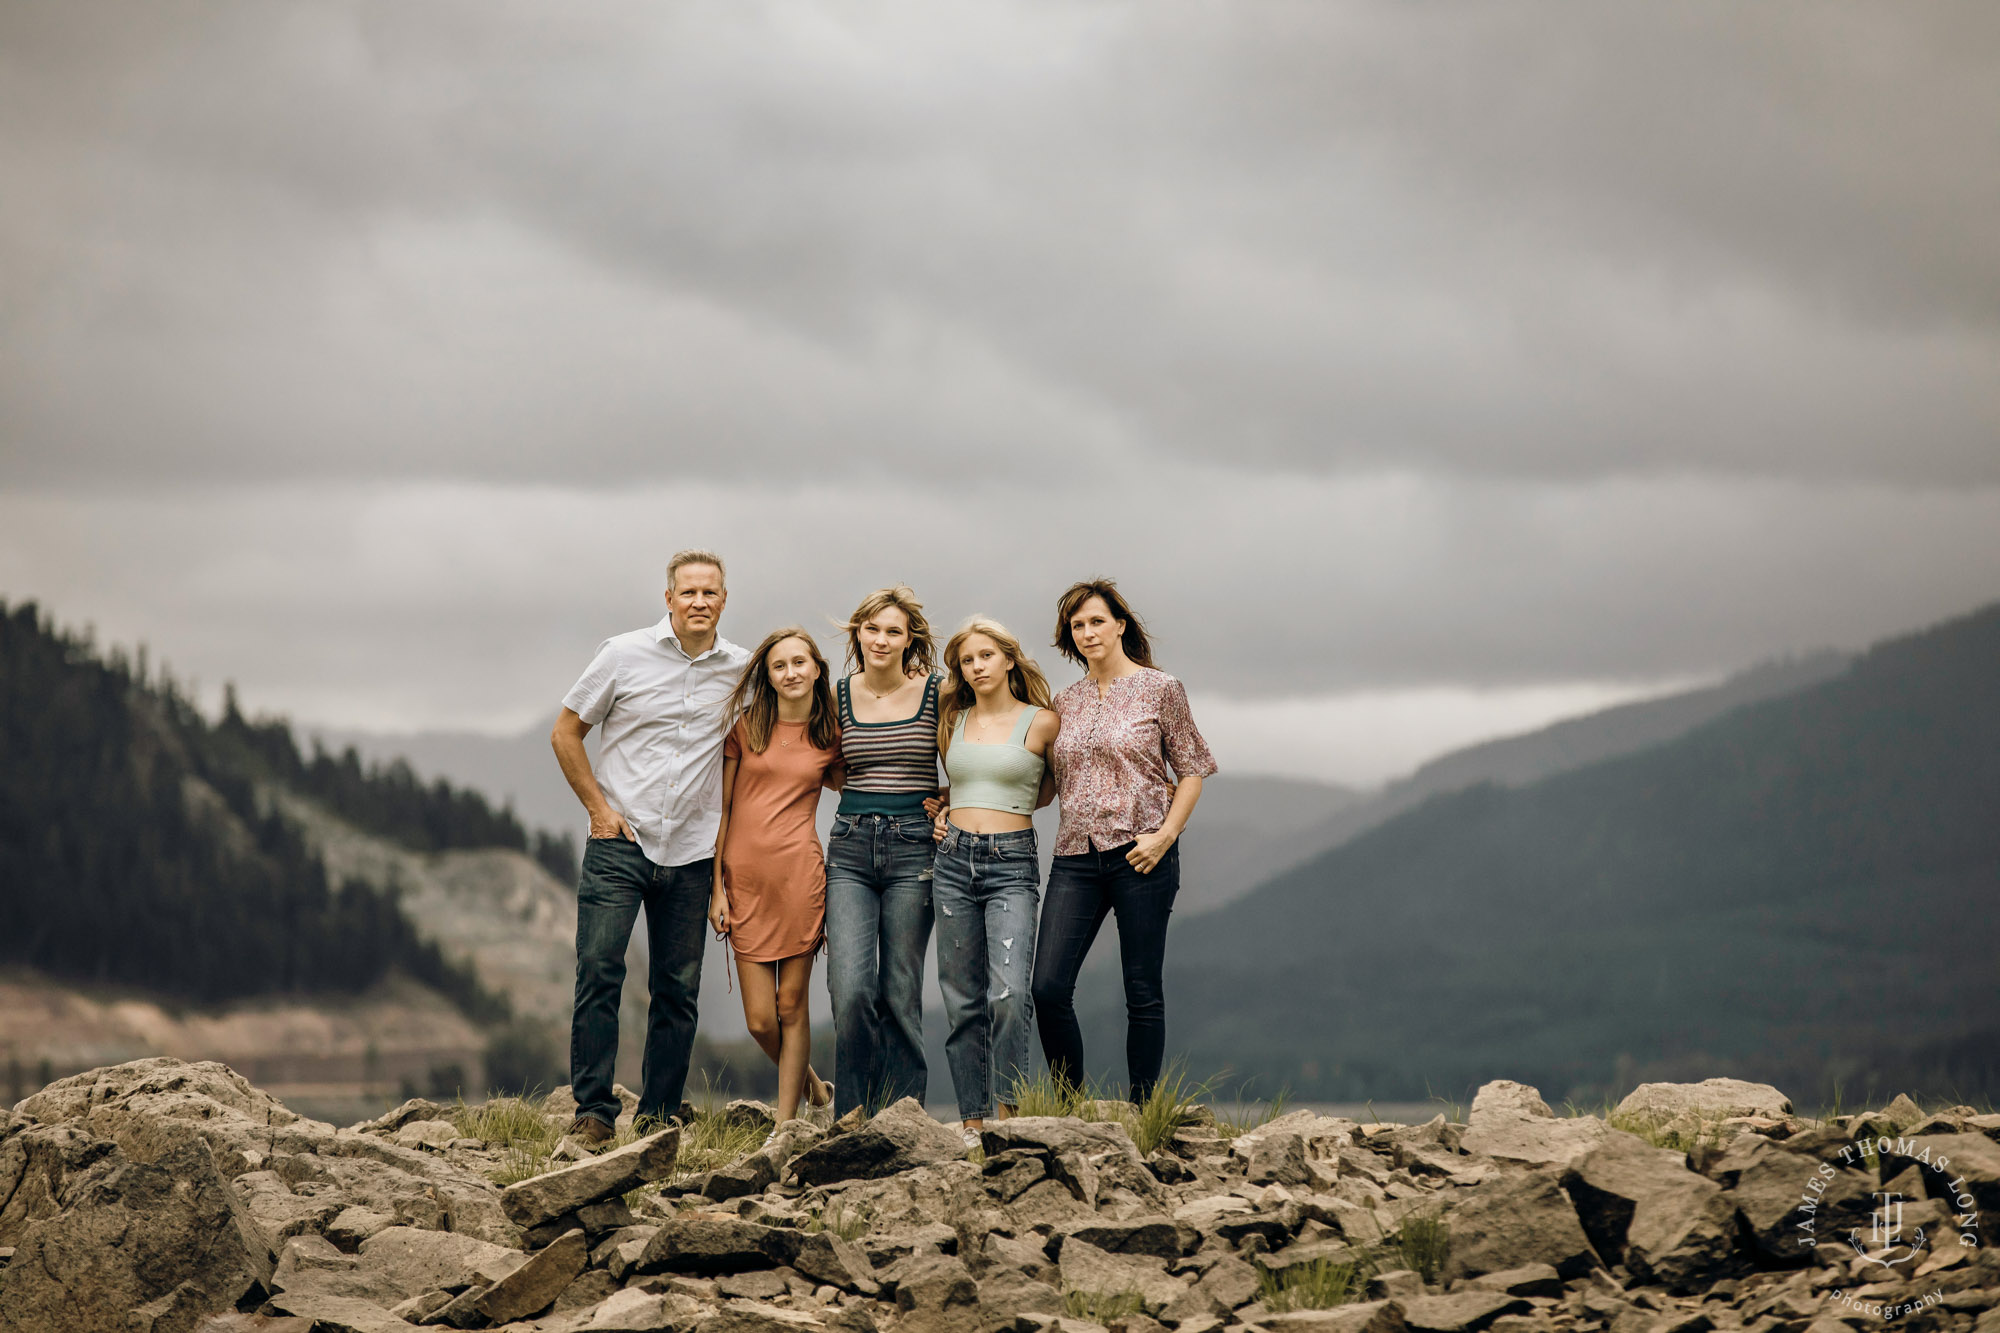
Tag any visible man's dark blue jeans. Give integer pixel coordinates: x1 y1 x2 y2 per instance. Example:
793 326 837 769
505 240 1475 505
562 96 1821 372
571 836 710 1127
1030 839 1180 1103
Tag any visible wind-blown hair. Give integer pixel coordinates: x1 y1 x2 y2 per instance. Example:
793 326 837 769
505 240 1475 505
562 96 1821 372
842 585 936 678
729 627 838 754
938 617 1053 750
1053 577 1155 669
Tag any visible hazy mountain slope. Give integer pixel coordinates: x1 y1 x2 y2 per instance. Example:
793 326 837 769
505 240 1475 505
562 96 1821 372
1175 651 1852 913
1105 602 2000 1107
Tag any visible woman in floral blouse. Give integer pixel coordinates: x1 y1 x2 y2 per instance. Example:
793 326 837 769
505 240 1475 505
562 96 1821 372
1031 578 1216 1103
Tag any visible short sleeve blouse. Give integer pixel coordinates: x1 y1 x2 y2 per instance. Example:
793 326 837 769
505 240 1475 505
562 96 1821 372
1049 667 1217 854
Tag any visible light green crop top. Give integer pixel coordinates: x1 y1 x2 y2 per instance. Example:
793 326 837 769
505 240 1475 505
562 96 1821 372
944 707 1046 816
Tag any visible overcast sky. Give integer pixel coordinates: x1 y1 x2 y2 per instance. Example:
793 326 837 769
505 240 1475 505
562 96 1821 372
3 1 1997 787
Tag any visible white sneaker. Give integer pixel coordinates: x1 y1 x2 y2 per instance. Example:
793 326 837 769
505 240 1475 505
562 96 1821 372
961 1127 981 1151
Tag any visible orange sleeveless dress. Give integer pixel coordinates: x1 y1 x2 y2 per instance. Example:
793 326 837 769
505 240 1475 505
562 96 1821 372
721 717 837 961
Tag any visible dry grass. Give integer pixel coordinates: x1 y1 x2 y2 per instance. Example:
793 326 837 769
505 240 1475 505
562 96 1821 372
1258 1258 1362 1311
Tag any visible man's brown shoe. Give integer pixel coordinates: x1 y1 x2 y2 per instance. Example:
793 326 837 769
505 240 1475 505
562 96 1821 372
567 1115 615 1149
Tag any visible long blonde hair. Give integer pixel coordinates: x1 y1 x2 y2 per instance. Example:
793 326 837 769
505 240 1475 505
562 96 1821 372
937 617 1052 750
729 627 839 754
842 585 936 678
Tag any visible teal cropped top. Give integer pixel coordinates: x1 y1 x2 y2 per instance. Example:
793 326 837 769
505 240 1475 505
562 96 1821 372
943 707 1046 816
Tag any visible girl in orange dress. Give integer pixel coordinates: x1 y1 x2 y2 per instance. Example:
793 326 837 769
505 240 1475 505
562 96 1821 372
711 627 842 1124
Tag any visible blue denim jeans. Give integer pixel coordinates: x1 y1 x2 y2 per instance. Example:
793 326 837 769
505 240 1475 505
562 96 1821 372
824 812 935 1116
571 837 710 1126
933 825 1041 1121
1031 839 1180 1103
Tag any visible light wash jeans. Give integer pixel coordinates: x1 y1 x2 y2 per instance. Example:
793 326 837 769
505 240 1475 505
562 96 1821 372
932 824 1041 1121
824 812 935 1116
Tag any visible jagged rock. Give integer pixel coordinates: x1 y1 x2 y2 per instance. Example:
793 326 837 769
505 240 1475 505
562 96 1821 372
263 1289 420 1332
1055 1238 1188 1316
1460 1082 1613 1169
235 1168 345 1240
1230 1111 1361 1162
1056 1216 1199 1260
890 1250 979 1309
977 1268 1065 1317
1563 1134 1743 1292
389 1290 457 1322
698 1301 826 1333
1366 1270 1425 1301
1260 1299 1408 1333
356 1225 527 1295
717 1270 790 1300
500 1126 680 1229
726 1100 780 1132
1462 1264 1562 1298
393 1119 462 1152
1911 1132 2000 1214
478 1226 589 1322
0 1121 272 1333
790 1231 881 1294
1470 1082 1554 1122
1439 1167 1598 1282
328 1204 399 1249
1611 1079 1792 1130
638 1214 799 1274
0 1123 117 1244
356 1098 453 1135
1700 1135 1875 1262
977 1117 1141 1163
1244 1131 1313 1186
1401 1293 1531 1333
573 1288 705 1331
791 1098 968 1185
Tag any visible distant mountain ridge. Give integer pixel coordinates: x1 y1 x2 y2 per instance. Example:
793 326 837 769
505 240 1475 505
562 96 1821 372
1099 600 2000 1107
326 653 1848 915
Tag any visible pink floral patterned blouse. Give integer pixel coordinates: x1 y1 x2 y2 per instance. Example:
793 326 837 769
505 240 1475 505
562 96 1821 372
1049 667 1218 854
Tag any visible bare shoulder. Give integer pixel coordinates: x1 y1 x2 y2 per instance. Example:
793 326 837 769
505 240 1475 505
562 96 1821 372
1027 708 1062 745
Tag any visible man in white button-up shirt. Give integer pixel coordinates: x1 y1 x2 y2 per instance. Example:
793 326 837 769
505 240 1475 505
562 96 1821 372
552 549 749 1141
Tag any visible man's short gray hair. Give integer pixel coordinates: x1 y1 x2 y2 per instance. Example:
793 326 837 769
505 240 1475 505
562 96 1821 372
667 548 727 590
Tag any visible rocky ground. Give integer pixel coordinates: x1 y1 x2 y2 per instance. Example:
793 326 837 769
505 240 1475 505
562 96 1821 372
1 1061 1995 1333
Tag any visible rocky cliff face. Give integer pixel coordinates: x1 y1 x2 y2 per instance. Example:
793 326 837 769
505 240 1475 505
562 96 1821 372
2 1060 1996 1333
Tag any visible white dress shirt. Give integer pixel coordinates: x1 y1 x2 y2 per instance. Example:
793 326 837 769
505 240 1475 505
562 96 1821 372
563 616 749 868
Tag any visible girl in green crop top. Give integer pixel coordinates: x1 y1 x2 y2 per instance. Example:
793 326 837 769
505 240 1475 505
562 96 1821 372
929 617 1061 1136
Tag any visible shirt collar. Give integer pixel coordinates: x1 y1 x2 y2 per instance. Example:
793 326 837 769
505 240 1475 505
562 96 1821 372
652 615 724 662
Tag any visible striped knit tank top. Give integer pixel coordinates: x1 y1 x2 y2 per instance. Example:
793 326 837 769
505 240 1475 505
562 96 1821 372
836 673 944 817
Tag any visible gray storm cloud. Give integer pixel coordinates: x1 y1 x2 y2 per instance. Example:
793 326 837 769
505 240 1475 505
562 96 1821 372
1 0 1996 751
2 1 1996 487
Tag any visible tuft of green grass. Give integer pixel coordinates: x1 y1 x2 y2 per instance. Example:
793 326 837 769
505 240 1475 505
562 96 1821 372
1258 1258 1362 1311
1391 1211 1450 1283
1216 1087 1293 1141
1606 1110 1727 1156
1131 1059 1214 1156
1011 1070 1097 1119
672 1110 769 1187
450 1092 650 1186
1062 1288 1146 1323
803 1197 874 1241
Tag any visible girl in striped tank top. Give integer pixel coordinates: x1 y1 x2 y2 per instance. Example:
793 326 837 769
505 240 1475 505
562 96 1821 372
824 584 945 1116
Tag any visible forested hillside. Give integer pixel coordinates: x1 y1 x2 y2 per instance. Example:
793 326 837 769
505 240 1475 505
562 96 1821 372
1111 600 2000 1107
0 602 540 1014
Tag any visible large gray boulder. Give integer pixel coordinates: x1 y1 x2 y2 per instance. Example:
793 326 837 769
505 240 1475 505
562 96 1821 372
0 1122 115 1245
1459 1081 1615 1170
0 1122 273 1333
1703 1135 1876 1263
499 1126 681 1229
1612 1078 1792 1129
1563 1132 1745 1291
791 1099 966 1185
1055 1238 1188 1316
477 1226 589 1323
1439 1167 1599 1282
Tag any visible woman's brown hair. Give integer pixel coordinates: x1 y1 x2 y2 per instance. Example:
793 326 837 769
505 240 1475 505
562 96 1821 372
937 617 1054 750
842 585 936 677
1052 578 1155 669
729 627 839 754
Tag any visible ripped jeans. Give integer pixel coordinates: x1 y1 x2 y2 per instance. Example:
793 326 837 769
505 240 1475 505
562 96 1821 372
932 824 1040 1121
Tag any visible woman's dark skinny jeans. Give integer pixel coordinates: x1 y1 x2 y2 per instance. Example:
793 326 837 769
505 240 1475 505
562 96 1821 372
1030 839 1179 1103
